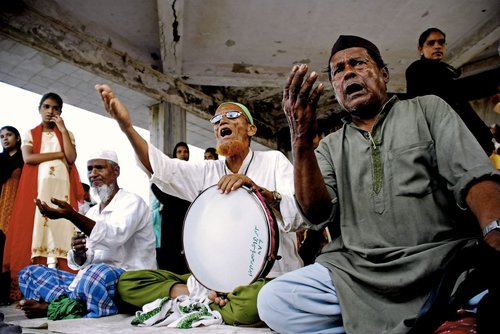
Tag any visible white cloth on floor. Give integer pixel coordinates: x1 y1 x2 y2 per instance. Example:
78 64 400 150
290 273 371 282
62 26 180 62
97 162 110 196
187 275 211 302
131 295 223 328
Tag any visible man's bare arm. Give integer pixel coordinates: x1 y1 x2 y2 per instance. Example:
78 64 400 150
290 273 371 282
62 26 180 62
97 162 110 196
95 84 152 173
283 64 332 223
466 179 500 251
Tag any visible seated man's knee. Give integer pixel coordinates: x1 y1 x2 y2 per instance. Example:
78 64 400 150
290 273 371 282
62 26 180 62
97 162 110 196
79 264 123 291
256 282 277 323
18 264 45 282
215 280 267 326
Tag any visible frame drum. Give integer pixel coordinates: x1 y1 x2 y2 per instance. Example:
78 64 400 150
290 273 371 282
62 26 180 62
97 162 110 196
183 185 279 293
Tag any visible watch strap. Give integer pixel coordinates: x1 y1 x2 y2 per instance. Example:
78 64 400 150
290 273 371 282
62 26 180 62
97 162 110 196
482 219 500 237
270 191 281 208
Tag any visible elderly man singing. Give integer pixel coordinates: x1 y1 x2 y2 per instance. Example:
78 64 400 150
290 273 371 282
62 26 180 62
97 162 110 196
257 35 500 333
17 149 156 319
95 84 306 326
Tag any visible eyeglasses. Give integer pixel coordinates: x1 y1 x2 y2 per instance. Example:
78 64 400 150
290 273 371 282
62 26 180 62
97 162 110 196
210 111 242 125
426 39 446 47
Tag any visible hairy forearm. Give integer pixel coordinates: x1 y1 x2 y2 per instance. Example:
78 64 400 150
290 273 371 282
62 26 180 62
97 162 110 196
466 179 500 228
67 210 96 236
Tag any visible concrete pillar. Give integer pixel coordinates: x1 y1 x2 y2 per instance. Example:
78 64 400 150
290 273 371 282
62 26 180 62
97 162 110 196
149 102 186 156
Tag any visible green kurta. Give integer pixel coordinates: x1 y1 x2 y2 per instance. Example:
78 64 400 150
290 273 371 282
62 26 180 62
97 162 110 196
314 95 499 333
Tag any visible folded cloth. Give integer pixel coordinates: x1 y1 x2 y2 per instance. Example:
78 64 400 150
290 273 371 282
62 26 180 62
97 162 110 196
47 295 87 320
0 313 22 334
187 275 210 302
131 295 223 328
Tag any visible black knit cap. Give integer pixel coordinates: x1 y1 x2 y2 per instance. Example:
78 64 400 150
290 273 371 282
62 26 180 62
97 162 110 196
328 35 385 75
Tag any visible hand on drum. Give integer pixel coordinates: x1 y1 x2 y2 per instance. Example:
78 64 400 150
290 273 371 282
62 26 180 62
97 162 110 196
208 290 228 306
217 174 274 205
217 174 257 194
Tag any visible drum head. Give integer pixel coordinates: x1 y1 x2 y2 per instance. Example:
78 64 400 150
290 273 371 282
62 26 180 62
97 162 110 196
183 185 273 293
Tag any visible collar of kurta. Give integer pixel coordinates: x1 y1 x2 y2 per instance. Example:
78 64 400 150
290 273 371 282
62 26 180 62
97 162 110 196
341 95 399 127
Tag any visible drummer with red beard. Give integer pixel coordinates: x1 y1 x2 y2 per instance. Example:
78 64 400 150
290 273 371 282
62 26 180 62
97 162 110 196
95 84 306 326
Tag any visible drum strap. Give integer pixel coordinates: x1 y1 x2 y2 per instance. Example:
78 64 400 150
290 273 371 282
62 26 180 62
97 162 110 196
254 190 278 261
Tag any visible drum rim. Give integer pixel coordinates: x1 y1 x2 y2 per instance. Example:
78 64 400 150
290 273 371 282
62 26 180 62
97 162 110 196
182 184 279 293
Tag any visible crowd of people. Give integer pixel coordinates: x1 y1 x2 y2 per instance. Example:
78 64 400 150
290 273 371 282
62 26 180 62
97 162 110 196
0 27 499 334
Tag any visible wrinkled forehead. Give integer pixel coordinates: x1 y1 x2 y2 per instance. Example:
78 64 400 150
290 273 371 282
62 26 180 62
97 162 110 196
330 47 371 66
87 158 110 167
215 103 243 114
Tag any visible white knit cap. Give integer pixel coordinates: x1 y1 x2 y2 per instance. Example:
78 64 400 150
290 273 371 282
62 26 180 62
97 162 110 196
87 149 119 165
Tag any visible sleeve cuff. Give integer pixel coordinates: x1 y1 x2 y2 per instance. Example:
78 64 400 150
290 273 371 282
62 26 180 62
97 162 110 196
293 195 337 231
455 166 500 209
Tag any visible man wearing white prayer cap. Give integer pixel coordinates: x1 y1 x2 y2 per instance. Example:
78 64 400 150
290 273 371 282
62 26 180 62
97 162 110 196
88 148 119 165
17 149 156 319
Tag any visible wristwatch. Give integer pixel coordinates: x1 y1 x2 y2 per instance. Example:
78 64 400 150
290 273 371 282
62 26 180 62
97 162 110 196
482 219 500 237
270 191 282 208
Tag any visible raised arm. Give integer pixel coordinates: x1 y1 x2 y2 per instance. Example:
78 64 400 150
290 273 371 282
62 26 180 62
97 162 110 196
53 115 77 164
283 64 331 223
95 84 152 173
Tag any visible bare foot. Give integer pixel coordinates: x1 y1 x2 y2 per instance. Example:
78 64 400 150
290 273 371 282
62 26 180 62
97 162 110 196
18 299 49 318
170 283 189 299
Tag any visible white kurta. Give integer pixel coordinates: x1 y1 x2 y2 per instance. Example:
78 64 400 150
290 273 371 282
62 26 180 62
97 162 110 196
67 189 157 272
144 145 305 278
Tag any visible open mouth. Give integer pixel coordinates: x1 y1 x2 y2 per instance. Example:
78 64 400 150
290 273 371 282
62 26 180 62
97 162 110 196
345 83 364 95
220 128 232 138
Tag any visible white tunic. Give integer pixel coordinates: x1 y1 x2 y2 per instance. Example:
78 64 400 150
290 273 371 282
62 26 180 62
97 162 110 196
68 189 157 271
144 145 305 277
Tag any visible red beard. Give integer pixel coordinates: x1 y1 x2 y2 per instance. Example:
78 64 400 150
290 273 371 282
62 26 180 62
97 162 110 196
216 140 247 157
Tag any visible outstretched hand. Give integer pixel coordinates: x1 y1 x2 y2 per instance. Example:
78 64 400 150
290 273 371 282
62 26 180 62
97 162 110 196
283 64 324 148
95 84 133 131
35 197 75 220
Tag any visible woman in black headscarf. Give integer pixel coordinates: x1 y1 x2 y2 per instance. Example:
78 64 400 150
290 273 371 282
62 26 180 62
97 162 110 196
406 27 494 155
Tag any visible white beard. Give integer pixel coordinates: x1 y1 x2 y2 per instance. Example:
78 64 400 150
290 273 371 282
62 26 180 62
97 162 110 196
92 183 115 204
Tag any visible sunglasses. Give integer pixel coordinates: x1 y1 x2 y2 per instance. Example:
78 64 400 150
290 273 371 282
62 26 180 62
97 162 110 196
210 111 242 125
426 39 446 47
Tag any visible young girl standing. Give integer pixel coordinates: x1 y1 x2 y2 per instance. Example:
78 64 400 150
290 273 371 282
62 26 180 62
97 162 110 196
2 93 84 301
